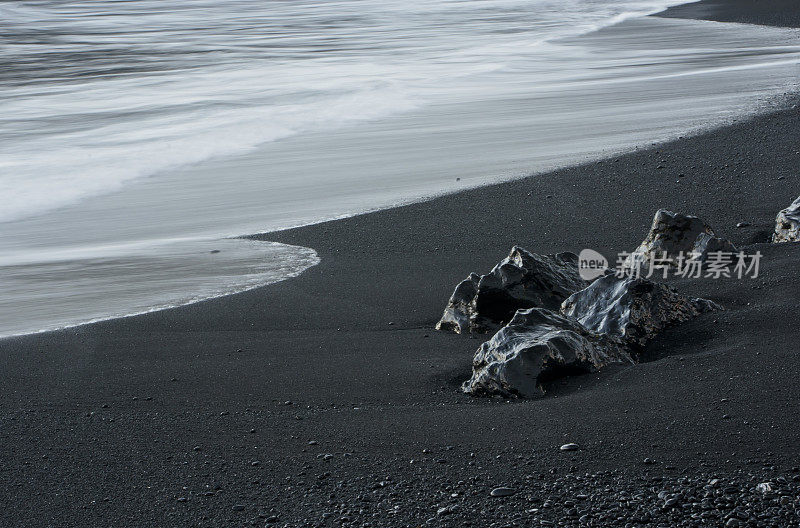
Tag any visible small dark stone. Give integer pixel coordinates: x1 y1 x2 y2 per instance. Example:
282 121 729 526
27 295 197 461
490 487 516 497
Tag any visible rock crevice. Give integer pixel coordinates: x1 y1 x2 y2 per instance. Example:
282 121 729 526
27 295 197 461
561 274 722 351
436 246 587 334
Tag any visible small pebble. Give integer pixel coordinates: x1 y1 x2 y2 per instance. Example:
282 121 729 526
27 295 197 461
756 482 773 493
490 487 516 497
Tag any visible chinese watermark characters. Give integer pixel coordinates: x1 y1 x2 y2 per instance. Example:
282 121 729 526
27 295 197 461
577 249 761 281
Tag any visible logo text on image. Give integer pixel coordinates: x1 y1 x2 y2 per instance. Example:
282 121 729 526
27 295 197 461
576 248 762 280
578 248 608 280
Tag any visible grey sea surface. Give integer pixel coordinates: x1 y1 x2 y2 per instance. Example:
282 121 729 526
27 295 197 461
0 0 798 336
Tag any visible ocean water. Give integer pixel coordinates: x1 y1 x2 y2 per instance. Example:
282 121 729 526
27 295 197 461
1 0 799 337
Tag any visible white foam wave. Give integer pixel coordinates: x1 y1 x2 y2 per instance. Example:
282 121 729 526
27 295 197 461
0 238 320 338
0 0 688 224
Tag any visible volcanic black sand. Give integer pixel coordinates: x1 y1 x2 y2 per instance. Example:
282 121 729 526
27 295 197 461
3 2 800 527
660 0 800 27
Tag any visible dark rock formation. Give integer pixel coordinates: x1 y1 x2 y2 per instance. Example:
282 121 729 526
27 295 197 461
436 247 587 334
446 237 725 398
773 196 800 243
462 275 721 398
627 209 735 266
691 231 738 261
462 308 631 398
434 273 481 334
560 274 722 350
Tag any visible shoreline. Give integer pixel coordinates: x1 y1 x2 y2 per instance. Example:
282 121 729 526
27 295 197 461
3 1 800 526
0 238 321 340
658 0 800 27
6 28 800 340
5 3 800 342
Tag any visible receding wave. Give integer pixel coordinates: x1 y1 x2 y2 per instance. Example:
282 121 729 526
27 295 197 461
0 238 319 338
2 0 799 338
0 0 689 223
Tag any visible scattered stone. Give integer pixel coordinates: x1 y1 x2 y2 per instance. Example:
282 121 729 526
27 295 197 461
490 487 516 497
626 209 735 265
736 222 750 228
436 247 586 334
462 308 630 398
755 482 773 493
560 443 580 452
561 274 722 350
437 504 459 515
773 195 800 243
232 504 245 511
256 470 794 527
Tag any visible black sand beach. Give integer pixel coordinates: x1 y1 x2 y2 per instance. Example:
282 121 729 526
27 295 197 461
661 0 800 27
3 2 800 526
